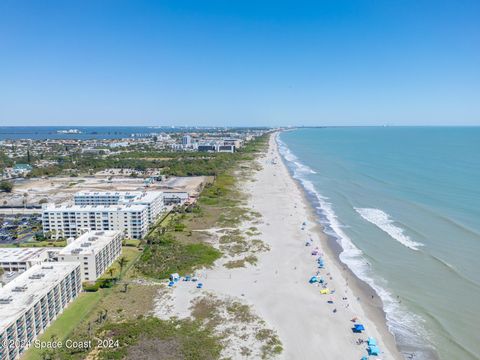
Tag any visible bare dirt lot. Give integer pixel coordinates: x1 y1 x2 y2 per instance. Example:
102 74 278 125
0 174 210 207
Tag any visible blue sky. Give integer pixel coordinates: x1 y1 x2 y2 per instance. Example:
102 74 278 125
0 0 479 126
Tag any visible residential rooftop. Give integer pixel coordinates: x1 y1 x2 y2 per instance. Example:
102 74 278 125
74 190 163 203
42 203 147 212
57 230 122 256
0 262 79 331
0 248 53 263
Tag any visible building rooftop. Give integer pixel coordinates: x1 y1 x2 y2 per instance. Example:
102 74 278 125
74 190 162 204
0 262 79 331
57 230 121 257
42 203 147 212
0 248 53 263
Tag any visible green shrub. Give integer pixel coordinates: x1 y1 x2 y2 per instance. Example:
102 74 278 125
83 282 100 292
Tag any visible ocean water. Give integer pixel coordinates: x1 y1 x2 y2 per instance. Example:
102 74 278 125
278 127 480 360
0 126 234 140
0 126 163 140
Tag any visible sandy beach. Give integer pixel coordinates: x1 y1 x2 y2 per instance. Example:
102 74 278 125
156 132 403 359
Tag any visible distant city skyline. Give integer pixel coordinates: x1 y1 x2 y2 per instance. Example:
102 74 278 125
1 0 479 126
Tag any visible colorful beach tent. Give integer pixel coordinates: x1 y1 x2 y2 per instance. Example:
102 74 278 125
309 276 318 283
368 345 380 356
368 337 377 346
320 289 330 294
361 357 368 360
353 324 365 332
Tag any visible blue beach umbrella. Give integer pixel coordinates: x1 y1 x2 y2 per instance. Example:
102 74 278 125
353 324 365 332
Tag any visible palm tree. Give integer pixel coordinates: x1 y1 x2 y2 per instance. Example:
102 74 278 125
117 256 128 276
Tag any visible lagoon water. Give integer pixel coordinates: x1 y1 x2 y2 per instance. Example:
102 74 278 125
279 127 480 360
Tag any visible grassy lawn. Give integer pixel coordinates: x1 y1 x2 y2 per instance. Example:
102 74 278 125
146 211 173 238
22 291 103 360
103 247 140 277
123 238 140 247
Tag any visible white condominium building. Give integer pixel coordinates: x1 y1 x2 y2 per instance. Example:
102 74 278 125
0 248 54 272
0 263 82 360
73 191 163 224
42 203 149 239
57 230 123 282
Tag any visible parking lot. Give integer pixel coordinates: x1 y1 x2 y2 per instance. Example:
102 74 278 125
0 214 42 244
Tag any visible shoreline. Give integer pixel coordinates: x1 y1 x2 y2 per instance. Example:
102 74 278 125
280 141 403 358
157 132 404 359
271 132 403 359
276 130 443 360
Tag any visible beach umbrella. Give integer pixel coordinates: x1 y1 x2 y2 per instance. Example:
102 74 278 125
353 324 365 332
309 276 318 283
320 289 330 294
368 345 380 356
367 337 377 346
361 357 368 360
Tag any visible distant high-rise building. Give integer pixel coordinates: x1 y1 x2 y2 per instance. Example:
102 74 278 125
182 135 191 146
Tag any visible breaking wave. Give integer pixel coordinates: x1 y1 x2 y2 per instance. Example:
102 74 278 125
355 208 424 251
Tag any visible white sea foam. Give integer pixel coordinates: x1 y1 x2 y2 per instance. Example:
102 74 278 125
277 138 317 174
276 133 432 355
355 208 424 251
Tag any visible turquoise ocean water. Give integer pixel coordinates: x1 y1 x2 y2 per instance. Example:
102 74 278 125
278 127 480 360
